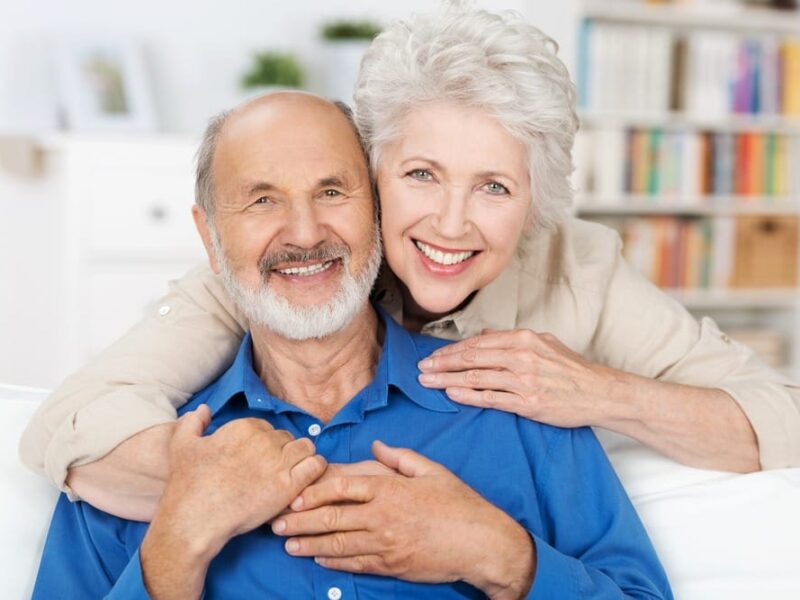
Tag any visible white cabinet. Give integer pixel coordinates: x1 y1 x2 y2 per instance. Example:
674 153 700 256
0 135 206 387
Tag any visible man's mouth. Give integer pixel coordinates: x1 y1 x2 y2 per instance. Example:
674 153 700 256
414 240 477 266
273 259 338 277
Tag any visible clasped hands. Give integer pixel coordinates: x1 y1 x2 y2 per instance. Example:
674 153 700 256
140 405 534 600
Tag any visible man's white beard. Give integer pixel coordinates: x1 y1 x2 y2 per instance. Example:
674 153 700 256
210 225 382 341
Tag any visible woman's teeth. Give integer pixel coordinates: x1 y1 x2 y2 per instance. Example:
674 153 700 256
276 261 334 276
415 241 475 266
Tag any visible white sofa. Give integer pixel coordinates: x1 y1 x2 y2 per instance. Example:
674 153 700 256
3 384 800 599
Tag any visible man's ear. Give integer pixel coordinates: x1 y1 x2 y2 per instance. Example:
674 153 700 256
192 205 222 274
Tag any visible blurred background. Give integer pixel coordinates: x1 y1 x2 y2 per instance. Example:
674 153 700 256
1 0 798 388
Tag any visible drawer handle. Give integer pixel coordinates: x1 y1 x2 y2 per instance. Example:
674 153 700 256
149 203 169 222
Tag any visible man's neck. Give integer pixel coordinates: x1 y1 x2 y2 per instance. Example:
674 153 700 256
250 306 382 423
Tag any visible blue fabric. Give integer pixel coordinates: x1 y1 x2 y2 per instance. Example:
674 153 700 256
33 307 672 599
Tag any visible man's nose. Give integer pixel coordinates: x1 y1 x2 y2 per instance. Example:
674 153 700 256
279 199 327 249
433 188 471 239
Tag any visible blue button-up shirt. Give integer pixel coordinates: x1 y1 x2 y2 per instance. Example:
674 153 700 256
33 307 672 599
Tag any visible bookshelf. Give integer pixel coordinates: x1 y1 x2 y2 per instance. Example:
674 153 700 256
573 0 800 377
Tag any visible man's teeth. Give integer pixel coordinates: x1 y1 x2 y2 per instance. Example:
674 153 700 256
415 241 475 266
276 261 334 276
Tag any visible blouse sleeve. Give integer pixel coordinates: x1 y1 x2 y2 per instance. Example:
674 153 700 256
588 244 800 469
19 266 247 492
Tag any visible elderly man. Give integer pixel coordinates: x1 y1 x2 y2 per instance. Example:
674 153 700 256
32 93 671 599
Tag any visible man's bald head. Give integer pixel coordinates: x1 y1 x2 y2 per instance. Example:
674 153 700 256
195 91 367 218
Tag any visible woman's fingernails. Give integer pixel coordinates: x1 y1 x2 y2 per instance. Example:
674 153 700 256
291 497 304 510
418 359 434 370
272 519 286 533
285 540 300 553
418 373 436 384
447 388 463 398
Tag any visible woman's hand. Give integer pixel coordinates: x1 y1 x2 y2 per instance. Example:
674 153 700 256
417 329 627 428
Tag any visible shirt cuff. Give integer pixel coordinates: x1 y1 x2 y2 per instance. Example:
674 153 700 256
720 379 800 469
525 533 579 599
43 391 177 494
106 550 152 599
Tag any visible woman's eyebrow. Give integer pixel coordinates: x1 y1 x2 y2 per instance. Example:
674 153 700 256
475 170 518 185
400 157 446 171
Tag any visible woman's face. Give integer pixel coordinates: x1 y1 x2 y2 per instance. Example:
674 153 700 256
377 101 532 318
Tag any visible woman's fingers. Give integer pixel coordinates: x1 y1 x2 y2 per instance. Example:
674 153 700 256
418 347 522 374
418 368 522 394
445 387 528 414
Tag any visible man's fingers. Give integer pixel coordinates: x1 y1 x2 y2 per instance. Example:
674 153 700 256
172 405 212 444
323 460 396 479
372 441 441 478
290 476 377 511
273 503 369 537
314 555 389 575
284 532 382 561
289 454 328 491
282 436 317 466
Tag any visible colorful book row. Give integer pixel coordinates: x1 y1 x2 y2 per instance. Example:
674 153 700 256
579 128 800 198
592 215 799 289
578 21 800 117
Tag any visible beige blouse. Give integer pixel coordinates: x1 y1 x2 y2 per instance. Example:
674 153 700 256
19 218 800 491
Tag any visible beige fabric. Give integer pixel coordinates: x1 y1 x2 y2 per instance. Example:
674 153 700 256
19 218 800 490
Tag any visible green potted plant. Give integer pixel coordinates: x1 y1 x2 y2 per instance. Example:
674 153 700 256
320 19 381 103
241 51 304 97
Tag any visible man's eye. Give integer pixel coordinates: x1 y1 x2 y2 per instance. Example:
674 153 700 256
323 189 341 197
254 196 271 205
483 181 509 195
408 169 433 181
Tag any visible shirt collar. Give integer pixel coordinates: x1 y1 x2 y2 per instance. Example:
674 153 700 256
204 305 458 418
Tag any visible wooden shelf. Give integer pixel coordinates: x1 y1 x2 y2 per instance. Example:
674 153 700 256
664 288 799 309
576 196 800 216
581 1 800 34
579 110 800 134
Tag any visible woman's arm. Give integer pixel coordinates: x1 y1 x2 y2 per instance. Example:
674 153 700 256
19 266 246 516
416 241 800 472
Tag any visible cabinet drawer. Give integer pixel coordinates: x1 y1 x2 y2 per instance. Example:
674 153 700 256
86 168 205 259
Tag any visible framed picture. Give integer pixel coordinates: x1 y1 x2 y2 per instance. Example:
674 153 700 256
54 39 157 132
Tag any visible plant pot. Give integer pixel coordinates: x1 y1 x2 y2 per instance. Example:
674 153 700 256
321 40 371 105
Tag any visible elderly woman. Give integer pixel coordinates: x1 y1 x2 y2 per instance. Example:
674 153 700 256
21 2 800 519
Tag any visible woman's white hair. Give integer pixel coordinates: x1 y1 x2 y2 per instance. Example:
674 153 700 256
353 0 578 229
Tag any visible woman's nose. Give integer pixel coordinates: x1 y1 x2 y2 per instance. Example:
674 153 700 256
433 189 471 239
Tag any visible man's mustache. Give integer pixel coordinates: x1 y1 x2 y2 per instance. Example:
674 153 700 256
258 244 350 278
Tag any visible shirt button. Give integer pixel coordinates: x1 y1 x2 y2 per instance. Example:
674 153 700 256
158 305 171 316
327 587 342 600
308 423 322 436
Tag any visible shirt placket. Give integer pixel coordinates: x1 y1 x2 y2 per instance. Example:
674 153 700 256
302 421 358 600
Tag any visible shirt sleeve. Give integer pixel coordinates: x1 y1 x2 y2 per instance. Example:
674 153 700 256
32 494 150 599
19 266 247 493
588 242 800 469
522 424 673 599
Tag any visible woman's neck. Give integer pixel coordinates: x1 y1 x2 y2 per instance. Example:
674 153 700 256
398 280 475 332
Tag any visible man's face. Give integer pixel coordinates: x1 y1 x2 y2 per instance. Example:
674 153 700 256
196 95 378 338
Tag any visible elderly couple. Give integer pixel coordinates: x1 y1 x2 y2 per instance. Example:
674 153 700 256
25 3 800 599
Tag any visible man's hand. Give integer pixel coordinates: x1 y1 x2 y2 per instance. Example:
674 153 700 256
272 441 535 599
140 405 327 599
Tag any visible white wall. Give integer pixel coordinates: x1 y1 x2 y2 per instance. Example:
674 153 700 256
0 0 578 134
0 0 579 388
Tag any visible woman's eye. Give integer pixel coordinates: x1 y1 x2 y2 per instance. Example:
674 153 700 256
484 181 509 195
408 169 433 181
